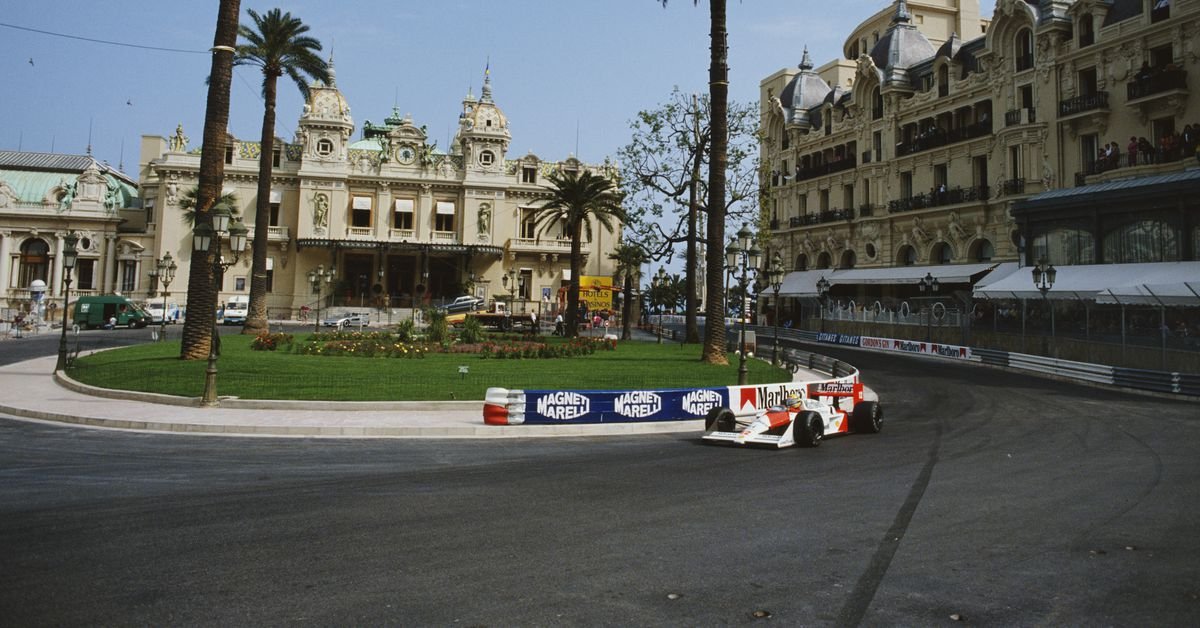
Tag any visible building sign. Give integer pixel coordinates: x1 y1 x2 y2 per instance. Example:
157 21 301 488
579 275 615 312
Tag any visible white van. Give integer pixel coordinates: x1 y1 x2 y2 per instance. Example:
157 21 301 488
223 295 250 325
145 300 181 324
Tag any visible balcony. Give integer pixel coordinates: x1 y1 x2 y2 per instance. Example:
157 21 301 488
818 208 854 223
1004 108 1036 126
505 237 586 255
895 121 992 157
388 228 415 240
858 203 876 217
1126 69 1187 104
1058 91 1109 118
346 226 374 238
431 231 459 243
246 225 289 241
999 178 1026 196
886 185 990 213
794 156 857 183
788 214 820 228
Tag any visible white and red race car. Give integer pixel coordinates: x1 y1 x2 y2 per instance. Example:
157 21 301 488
702 383 881 448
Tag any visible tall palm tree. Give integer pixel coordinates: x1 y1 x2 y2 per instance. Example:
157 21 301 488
180 0 241 360
235 8 329 335
533 170 626 338
660 0 729 364
608 242 648 340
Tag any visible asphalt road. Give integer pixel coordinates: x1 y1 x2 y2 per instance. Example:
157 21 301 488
0 341 1197 625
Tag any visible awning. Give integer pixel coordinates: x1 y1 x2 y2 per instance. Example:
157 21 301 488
436 201 455 215
974 261 1200 303
830 262 1004 286
778 269 831 297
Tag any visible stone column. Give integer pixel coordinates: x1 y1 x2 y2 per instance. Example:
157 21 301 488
418 184 432 241
376 184 392 237
0 230 10 298
51 232 64 298
101 234 116 294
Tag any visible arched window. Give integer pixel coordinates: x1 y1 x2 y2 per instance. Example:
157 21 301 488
937 65 949 97
18 238 50 287
969 239 995 262
1032 226 1095 265
816 252 832 269
795 253 808 271
1078 14 1095 47
931 242 953 264
1103 219 1180 263
1015 29 1034 72
839 250 857 269
897 245 917 266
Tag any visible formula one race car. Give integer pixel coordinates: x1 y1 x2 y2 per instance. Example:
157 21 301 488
702 385 881 449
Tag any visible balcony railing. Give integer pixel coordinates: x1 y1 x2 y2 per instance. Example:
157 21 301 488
432 231 458 243
788 214 820 228
1126 69 1187 101
346 226 373 238
1000 178 1026 196
1004 108 1036 126
886 185 990 214
858 203 876 217
895 121 992 157
1058 91 1109 117
818 208 854 223
794 156 857 183
505 237 584 254
389 228 415 240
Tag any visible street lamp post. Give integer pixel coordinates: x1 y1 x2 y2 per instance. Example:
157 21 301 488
155 252 177 342
919 272 940 342
502 270 516 331
653 267 667 344
725 224 762 386
53 232 79 372
1032 258 1057 337
307 264 334 334
815 276 831 334
768 252 784 366
195 205 248 407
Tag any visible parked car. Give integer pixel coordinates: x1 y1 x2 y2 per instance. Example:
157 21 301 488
73 295 151 329
439 295 485 314
322 313 370 328
144 301 181 324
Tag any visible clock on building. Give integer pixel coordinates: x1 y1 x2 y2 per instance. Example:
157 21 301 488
397 145 416 164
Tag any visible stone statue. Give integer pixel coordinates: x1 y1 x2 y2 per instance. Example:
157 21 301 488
477 204 491 233
166 174 179 206
57 178 76 211
169 124 189 152
103 179 121 212
312 192 329 228
911 216 929 244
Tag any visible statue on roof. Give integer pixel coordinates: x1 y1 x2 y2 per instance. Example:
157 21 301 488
169 124 189 152
103 179 121 212
57 178 76 211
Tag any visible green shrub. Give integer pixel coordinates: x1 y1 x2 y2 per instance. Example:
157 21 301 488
427 308 449 343
396 318 415 342
250 332 294 351
459 316 485 344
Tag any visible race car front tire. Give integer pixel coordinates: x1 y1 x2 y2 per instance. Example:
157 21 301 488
795 411 823 448
704 407 737 432
851 400 882 434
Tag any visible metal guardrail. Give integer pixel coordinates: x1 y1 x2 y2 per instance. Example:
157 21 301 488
1006 353 1114 386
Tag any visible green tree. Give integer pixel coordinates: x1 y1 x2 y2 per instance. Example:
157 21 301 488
532 170 626 338
178 186 239 226
620 88 759 344
180 0 241 361
608 242 648 341
235 8 329 335
658 0 730 365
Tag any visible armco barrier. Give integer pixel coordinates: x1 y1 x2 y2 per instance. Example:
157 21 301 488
483 353 862 426
755 324 1196 398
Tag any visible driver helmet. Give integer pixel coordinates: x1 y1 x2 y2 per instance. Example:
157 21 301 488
783 391 803 409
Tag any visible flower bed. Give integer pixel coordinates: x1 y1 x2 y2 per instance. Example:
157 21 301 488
261 329 618 360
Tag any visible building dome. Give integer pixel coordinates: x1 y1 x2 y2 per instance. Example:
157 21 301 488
779 48 831 130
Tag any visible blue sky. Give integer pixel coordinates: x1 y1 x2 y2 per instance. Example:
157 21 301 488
0 1 994 172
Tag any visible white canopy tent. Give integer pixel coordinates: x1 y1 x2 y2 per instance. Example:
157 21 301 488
829 262 1007 286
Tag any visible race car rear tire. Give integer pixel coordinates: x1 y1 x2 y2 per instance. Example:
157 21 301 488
851 400 882 434
704 407 737 432
795 411 823 448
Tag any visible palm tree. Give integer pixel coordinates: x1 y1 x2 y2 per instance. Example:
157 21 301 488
532 169 626 338
235 8 329 335
179 186 239 226
180 0 240 361
659 0 729 364
608 242 648 340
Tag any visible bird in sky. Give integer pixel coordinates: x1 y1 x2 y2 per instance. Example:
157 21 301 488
28 58 34 66
126 99 133 106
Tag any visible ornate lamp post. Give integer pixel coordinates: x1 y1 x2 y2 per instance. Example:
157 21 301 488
725 223 762 386
155 252 177 342
768 252 784 366
815 276 831 334
1032 258 1057 336
919 271 940 341
53 232 79 372
307 264 335 334
652 267 668 344
195 204 248 407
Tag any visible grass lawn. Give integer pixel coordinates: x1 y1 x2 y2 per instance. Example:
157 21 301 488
68 334 791 401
